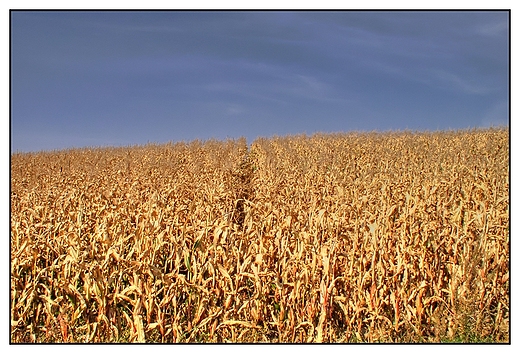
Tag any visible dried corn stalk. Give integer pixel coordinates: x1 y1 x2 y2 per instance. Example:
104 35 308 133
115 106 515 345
11 129 509 343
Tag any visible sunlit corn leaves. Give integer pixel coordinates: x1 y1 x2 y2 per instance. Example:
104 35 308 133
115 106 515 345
11 129 508 342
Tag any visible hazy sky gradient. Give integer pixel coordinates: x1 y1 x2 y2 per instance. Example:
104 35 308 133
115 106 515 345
11 10 509 152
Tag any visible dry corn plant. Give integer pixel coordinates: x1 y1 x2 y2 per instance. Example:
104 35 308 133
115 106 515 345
11 128 508 343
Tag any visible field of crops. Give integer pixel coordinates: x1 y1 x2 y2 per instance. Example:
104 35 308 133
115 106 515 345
10 128 509 343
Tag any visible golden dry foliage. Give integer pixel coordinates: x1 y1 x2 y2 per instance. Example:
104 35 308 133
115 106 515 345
11 128 509 343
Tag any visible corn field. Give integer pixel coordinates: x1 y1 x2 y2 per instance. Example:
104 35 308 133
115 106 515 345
10 128 509 343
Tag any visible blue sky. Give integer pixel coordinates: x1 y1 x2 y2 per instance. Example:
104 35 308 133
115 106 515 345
10 10 509 152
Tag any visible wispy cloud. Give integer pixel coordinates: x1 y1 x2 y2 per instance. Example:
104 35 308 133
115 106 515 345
476 19 509 37
481 99 509 127
203 70 345 107
226 104 245 115
271 73 330 101
364 59 500 96
429 69 497 95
